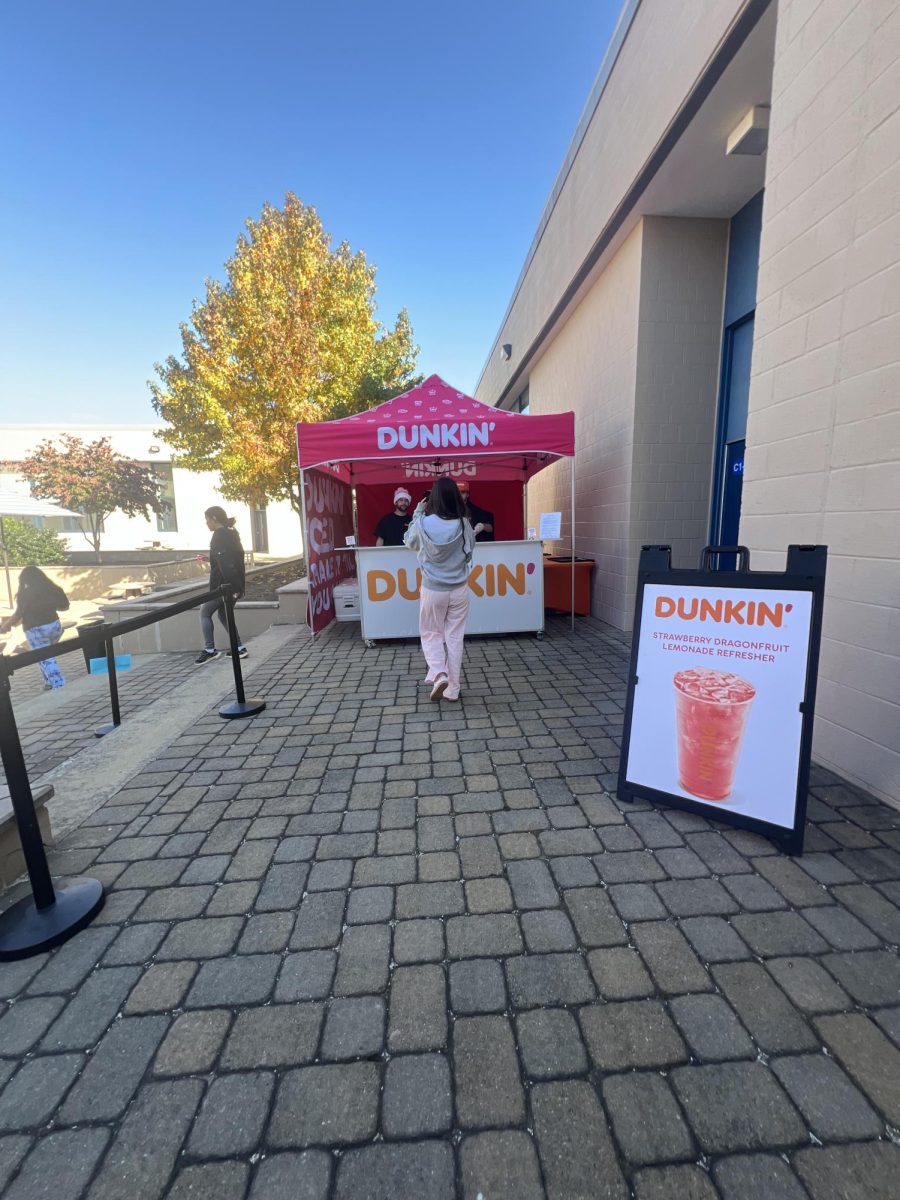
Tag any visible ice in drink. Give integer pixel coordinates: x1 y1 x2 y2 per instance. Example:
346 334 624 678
673 667 756 801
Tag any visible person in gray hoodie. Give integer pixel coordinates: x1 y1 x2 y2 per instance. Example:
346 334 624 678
403 477 479 701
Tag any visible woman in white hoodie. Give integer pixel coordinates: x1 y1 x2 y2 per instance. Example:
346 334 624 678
404 476 479 701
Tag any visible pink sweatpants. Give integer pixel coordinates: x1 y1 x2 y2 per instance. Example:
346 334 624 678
419 583 470 699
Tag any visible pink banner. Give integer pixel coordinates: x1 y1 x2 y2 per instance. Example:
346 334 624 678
303 467 356 633
297 375 574 483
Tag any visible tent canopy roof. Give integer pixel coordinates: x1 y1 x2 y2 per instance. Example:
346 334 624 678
0 489 80 518
296 374 574 483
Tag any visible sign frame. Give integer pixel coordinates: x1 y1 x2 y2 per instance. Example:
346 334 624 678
617 544 827 855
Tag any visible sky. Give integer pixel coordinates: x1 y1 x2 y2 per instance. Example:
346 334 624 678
0 1 623 425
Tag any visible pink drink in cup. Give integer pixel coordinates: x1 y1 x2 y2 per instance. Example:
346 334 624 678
673 667 756 801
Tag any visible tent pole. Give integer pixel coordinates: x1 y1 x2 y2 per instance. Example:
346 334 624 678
570 457 575 634
1 516 12 610
298 469 315 642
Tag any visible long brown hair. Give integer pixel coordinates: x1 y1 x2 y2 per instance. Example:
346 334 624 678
425 477 466 520
18 565 67 608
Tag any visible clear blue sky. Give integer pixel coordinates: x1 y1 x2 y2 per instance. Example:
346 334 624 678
0 1 623 424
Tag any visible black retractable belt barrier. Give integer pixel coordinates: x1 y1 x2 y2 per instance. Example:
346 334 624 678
0 583 267 959
617 544 827 855
94 633 122 738
0 658 105 960
77 617 106 672
219 588 265 719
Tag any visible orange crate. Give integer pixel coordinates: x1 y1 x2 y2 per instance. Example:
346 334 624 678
543 556 595 615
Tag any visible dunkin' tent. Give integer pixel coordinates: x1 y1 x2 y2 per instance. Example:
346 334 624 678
298 374 574 481
296 374 575 631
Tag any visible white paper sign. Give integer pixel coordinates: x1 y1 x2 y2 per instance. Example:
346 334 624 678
539 512 562 540
344 535 357 546
625 584 813 830
527 527 537 541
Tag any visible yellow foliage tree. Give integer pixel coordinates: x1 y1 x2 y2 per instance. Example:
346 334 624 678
150 194 420 513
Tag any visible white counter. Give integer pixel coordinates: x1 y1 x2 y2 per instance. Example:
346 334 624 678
354 540 544 642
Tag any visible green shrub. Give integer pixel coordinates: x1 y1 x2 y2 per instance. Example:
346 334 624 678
1 517 68 566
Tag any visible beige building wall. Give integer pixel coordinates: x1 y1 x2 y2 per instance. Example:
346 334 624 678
742 0 900 803
631 217 729 590
479 0 749 408
528 217 728 628
528 226 642 628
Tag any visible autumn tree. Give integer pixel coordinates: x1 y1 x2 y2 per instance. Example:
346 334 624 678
15 436 165 560
150 193 420 514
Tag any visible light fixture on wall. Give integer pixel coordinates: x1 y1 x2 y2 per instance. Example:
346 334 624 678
726 105 770 156
500 343 512 361
148 445 161 454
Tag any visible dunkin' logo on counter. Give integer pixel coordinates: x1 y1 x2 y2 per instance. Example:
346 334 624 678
655 595 793 628
377 421 496 451
367 560 535 602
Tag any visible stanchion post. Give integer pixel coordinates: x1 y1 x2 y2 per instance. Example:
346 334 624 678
0 657 105 960
224 587 246 705
218 586 266 720
0 661 55 910
95 636 121 738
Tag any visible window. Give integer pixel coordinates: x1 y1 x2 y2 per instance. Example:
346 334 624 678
251 506 269 554
514 386 530 415
151 464 178 532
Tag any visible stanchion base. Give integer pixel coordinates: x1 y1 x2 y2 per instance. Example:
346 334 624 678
219 698 266 720
94 723 118 738
0 876 106 961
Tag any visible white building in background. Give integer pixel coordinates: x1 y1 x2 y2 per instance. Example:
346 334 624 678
0 425 302 559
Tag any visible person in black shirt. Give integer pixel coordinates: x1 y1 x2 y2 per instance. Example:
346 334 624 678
195 506 247 664
457 481 494 542
0 565 70 689
375 488 413 546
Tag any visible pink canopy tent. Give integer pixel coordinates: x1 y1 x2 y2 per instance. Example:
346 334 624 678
296 374 577 633
297 374 574 481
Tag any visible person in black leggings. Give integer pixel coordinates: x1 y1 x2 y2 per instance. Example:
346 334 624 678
195 506 246 664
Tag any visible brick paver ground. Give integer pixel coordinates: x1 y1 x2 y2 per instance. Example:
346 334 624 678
1 616 898 1199
6 652 197 782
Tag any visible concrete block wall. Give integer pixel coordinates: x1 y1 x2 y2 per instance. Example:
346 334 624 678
742 0 900 803
527 217 728 629
630 217 729 608
527 225 642 628
479 0 748 407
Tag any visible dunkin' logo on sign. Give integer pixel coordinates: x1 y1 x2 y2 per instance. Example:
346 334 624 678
367 560 535 602
377 421 496 451
655 595 793 628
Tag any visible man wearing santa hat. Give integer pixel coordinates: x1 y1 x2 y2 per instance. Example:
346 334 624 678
375 487 414 546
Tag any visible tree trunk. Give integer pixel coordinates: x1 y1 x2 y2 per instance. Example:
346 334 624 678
89 515 102 563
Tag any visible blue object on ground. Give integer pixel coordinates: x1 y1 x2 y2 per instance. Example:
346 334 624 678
89 655 132 674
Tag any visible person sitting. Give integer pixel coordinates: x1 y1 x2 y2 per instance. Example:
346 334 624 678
375 488 413 546
457 481 494 542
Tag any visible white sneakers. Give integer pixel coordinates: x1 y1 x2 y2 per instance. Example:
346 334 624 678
430 674 449 701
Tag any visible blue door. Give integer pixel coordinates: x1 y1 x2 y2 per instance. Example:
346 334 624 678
721 439 745 549
712 314 754 560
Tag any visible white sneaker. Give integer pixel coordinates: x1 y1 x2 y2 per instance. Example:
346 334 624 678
430 675 449 701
